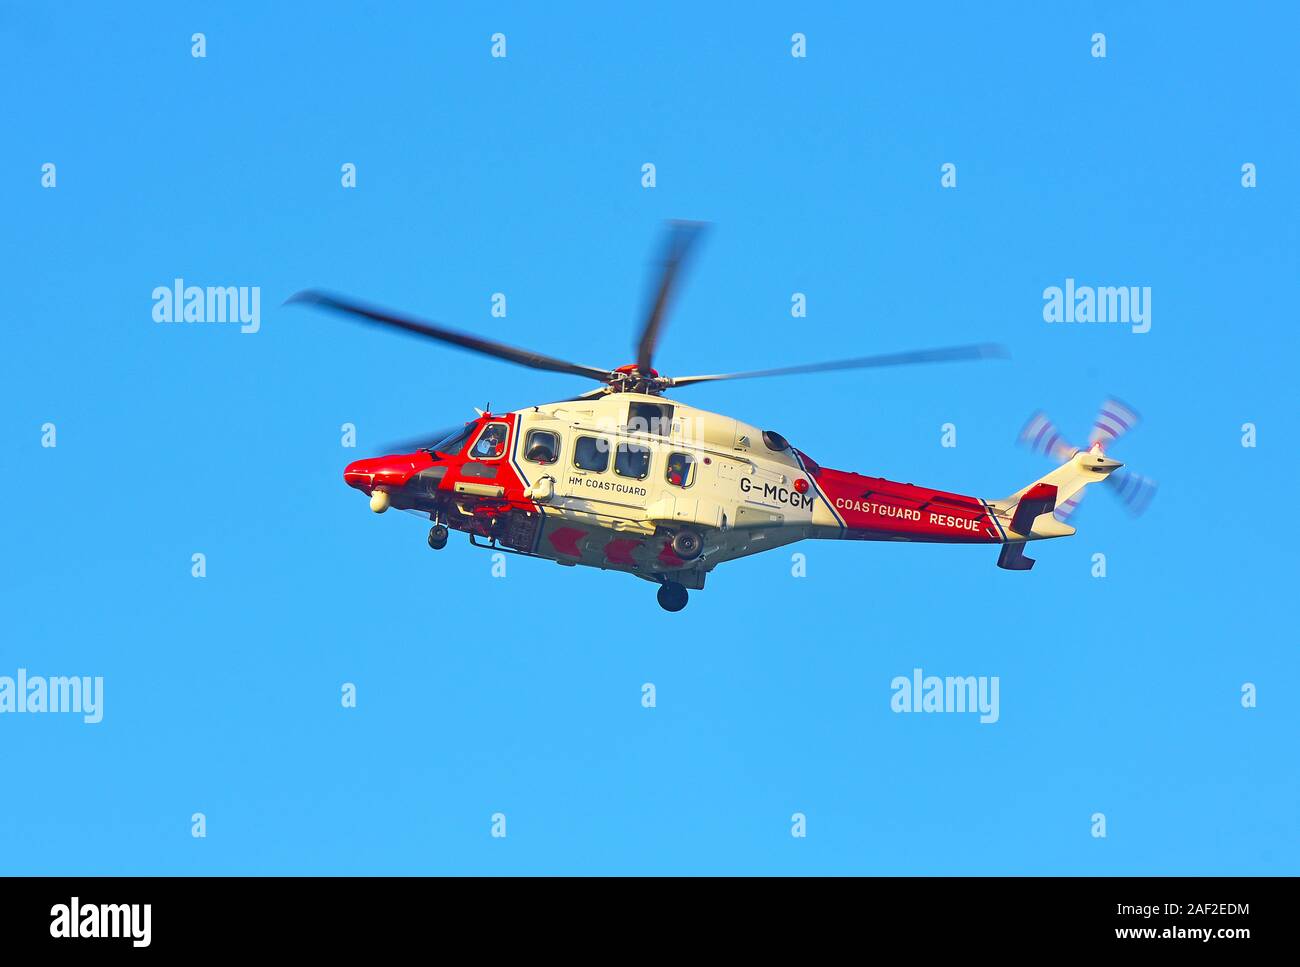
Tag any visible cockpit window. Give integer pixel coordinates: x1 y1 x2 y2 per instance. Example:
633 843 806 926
762 429 792 452
470 422 510 459
429 423 474 455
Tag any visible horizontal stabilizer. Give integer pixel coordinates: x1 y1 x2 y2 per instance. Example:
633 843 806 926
997 543 1035 571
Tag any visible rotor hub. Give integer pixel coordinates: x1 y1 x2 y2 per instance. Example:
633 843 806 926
608 364 667 395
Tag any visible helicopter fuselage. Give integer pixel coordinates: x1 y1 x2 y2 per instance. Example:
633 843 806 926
299 223 1132 611
342 392 1038 595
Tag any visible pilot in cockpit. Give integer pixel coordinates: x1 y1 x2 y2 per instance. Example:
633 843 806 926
474 427 504 458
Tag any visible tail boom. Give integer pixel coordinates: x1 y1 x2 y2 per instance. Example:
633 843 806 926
807 465 1005 544
799 445 1122 570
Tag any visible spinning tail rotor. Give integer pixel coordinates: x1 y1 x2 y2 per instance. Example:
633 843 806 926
1018 398 1157 521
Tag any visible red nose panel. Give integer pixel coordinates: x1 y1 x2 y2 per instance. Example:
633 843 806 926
343 453 430 491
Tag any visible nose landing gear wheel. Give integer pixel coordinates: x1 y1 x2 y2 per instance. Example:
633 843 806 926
428 524 449 550
657 581 688 612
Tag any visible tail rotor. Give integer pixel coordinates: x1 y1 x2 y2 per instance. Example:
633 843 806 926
1017 398 1156 521
1019 412 1075 462
1088 397 1141 451
1105 467 1158 517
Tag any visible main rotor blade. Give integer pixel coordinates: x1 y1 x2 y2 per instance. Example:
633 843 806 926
543 387 611 405
666 343 1007 388
287 290 612 382
636 221 708 374
376 425 464 455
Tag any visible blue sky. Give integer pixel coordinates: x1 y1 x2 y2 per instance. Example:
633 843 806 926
1 2 1296 874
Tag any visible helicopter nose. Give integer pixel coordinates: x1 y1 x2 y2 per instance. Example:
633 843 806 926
343 455 421 491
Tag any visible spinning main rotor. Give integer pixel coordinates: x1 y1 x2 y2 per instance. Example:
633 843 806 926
288 221 1006 398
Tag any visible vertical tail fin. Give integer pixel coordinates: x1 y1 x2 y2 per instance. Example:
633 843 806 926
1004 444 1122 526
990 446 1123 570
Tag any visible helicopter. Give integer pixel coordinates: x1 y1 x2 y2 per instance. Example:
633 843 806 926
290 222 1148 611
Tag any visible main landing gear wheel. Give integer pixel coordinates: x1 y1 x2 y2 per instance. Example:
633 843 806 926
657 581 688 612
670 529 702 561
427 524 449 550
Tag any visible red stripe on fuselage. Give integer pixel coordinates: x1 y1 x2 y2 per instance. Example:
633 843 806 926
815 466 1001 543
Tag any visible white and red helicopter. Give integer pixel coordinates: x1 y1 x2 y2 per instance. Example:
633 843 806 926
291 223 1154 611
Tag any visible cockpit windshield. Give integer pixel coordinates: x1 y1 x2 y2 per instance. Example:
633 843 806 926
427 423 475 456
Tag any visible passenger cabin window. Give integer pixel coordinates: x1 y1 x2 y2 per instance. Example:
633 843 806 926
573 436 610 472
665 452 695 488
628 401 673 436
470 422 509 459
614 443 651 480
524 429 560 465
